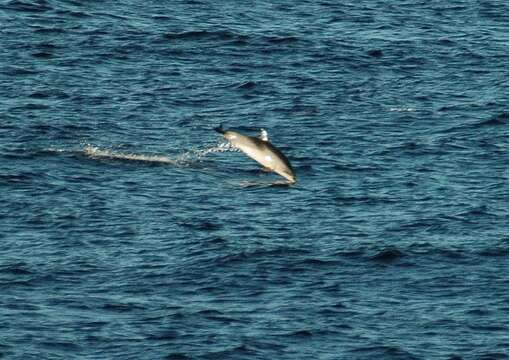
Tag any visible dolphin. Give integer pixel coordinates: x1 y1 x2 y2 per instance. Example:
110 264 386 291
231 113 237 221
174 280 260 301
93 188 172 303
214 125 296 183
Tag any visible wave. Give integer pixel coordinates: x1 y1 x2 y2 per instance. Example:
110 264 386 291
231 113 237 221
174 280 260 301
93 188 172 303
2 0 52 13
164 30 243 41
473 112 509 128
440 112 509 134
350 345 421 360
370 248 406 263
236 81 257 90
162 29 302 48
165 354 191 360
233 179 295 188
264 35 299 44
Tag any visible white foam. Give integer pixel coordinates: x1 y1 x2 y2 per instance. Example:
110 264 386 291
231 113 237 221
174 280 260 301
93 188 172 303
84 144 177 164
191 142 239 156
83 142 238 165
389 106 416 112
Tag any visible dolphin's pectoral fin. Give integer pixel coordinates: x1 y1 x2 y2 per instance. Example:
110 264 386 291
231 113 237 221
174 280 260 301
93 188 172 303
260 166 272 172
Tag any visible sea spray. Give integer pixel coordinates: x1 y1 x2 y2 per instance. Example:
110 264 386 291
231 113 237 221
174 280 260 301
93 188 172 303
83 141 238 165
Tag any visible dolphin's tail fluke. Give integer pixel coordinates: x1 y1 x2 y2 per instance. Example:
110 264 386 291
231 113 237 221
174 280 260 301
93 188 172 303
214 124 225 134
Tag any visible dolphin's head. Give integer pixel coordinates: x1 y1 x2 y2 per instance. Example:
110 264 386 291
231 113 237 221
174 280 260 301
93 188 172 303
284 171 297 183
276 168 296 184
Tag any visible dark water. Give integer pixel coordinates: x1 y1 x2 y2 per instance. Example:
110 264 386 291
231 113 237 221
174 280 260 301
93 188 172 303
2 0 509 359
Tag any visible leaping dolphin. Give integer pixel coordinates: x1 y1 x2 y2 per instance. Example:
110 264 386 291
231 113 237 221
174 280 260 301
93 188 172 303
214 125 296 183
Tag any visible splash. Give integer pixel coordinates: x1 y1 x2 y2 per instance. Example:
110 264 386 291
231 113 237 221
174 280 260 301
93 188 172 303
188 141 239 157
83 142 237 165
84 144 177 164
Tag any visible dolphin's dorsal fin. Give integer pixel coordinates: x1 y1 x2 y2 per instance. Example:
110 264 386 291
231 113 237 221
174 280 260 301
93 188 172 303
214 124 225 134
259 128 269 141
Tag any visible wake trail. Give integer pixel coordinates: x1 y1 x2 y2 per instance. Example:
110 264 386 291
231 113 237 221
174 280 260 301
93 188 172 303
84 145 177 164
82 142 236 166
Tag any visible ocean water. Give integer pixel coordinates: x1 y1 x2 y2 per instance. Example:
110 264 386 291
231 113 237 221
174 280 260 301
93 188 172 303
1 0 509 359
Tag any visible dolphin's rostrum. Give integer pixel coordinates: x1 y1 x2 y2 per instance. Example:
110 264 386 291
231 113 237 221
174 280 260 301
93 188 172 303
214 125 296 183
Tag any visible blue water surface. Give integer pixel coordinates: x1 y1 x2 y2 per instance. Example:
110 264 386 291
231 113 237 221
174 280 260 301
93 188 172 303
1 0 509 359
